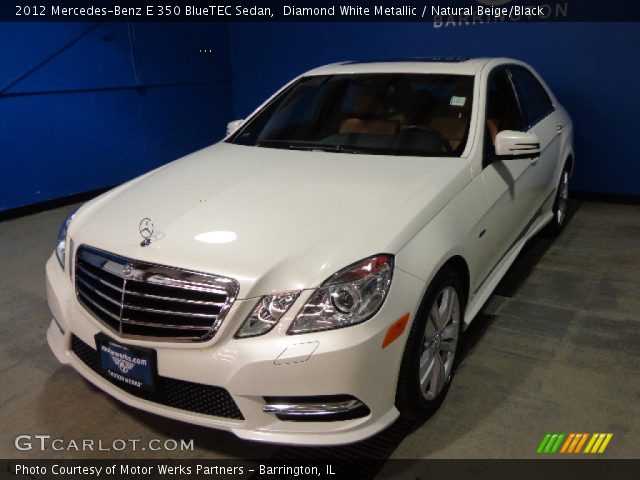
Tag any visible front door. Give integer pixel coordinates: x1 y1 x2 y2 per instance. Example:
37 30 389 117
476 67 538 286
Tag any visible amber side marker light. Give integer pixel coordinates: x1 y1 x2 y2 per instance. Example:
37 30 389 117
382 313 410 348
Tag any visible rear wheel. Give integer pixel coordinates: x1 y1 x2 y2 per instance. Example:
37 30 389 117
396 268 464 419
547 166 570 234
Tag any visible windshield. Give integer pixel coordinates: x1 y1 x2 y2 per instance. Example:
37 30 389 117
228 73 474 157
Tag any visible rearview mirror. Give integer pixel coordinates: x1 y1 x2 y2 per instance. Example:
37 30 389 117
494 130 540 159
226 119 244 136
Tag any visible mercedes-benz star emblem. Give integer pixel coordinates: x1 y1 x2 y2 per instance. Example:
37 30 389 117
139 217 154 247
122 264 133 277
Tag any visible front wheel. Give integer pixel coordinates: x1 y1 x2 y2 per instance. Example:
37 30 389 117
396 268 464 420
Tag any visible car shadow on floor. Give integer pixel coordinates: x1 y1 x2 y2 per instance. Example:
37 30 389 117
491 199 581 298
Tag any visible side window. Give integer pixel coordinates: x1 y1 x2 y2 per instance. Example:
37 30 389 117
509 66 554 129
485 68 522 158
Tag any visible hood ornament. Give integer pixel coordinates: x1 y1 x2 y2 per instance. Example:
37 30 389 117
139 217 154 247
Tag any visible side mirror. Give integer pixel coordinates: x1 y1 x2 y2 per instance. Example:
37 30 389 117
494 130 540 159
226 119 244 136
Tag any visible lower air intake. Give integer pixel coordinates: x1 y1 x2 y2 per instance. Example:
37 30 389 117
71 335 244 420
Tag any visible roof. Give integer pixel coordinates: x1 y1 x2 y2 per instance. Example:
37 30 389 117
303 58 495 77
342 57 471 64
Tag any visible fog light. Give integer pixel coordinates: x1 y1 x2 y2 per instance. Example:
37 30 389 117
262 395 370 421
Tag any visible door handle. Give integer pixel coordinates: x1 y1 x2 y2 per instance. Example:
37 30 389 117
556 123 564 132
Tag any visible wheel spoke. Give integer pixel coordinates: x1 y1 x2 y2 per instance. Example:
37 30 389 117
439 288 455 331
429 303 440 331
419 348 436 387
428 353 446 397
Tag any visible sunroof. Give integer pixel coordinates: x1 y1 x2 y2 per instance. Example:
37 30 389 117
343 57 471 64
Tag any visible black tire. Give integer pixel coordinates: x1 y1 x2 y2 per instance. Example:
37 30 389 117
546 164 571 235
395 267 465 420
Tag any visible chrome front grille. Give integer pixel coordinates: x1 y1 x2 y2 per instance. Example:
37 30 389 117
75 245 239 342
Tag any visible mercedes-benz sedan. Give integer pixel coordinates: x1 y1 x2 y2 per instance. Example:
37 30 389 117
46 57 573 445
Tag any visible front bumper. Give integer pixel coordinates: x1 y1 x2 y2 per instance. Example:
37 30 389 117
46 253 424 445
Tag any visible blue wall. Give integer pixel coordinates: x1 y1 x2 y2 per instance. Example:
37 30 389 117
0 22 231 211
228 22 640 196
1 21 638 213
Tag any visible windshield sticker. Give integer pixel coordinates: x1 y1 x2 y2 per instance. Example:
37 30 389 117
450 96 466 107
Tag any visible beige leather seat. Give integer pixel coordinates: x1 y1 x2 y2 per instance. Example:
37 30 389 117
340 92 398 135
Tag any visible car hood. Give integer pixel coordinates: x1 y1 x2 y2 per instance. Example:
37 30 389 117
71 142 470 298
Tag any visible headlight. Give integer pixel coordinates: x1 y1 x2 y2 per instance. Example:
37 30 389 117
289 254 393 334
236 291 301 338
55 209 77 269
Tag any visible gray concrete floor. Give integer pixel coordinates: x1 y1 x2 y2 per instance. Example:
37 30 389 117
0 200 638 464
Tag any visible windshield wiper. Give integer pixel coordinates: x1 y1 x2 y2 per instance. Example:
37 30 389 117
255 140 455 157
291 144 364 154
256 140 364 154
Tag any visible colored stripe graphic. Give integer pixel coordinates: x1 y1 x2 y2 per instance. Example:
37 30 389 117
550 434 565 453
584 433 613 454
575 433 589 453
598 433 613 453
564 433 588 453
584 434 599 453
537 433 565 453
538 433 613 454
559 433 575 453
537 434 552 453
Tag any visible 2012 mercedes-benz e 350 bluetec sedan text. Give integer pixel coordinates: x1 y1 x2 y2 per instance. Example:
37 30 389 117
47 58 573 445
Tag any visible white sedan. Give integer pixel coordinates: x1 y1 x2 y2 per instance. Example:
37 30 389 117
46 57 573 445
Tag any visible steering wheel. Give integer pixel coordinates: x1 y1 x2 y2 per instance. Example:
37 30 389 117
397 126 454 155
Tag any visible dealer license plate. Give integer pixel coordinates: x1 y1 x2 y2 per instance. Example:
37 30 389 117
96 334 156 391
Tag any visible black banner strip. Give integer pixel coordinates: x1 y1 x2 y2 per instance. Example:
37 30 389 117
3 1 640 22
